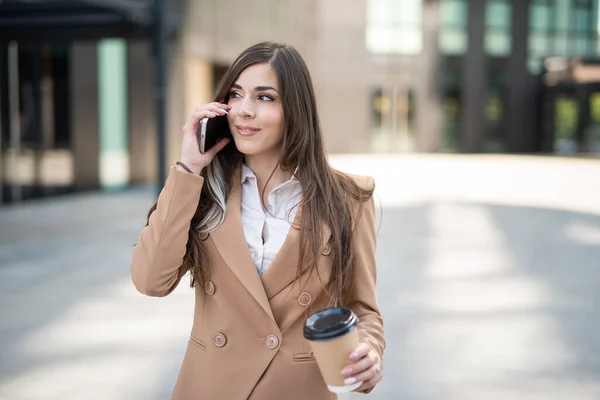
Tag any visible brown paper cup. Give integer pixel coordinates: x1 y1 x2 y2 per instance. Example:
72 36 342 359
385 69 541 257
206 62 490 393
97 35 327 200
304 307 362 393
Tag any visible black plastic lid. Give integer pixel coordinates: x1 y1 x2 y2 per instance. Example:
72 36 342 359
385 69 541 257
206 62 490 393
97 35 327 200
303 307 359 341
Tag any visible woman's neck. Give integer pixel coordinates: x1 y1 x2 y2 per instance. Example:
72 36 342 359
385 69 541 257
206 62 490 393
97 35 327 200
245 154 293 198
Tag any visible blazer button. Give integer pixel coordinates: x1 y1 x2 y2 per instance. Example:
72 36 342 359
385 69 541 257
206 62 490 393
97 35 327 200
266 335 279 349
298 292 312 307
213 332 227 347
321 243 331 256
205 281 215 295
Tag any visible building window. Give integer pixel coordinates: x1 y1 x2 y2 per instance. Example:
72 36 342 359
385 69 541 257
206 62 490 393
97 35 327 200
554 95 579 152
485 0 512 56
439 0 468 55
485 70 508 152
370 86 415 152
440 67 461 152
571 0 596 56
528 0 599 73
529 0 553 57
366 0 423 54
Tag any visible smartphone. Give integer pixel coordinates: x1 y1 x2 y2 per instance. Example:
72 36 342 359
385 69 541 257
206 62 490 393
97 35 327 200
198 115 232 154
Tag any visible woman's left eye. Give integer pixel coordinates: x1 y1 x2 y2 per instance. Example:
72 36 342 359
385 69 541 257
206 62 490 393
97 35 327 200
258 94 274 102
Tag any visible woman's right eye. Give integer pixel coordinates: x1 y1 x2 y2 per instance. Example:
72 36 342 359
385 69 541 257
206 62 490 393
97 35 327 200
229 91 242 99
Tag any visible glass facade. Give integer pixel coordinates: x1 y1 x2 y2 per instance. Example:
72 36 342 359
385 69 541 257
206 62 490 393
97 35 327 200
366 0 600 153
0 43 73 203
485 66 508 152
439 0 468 55
440 66 461 152
485 0 512 56
366 0 423 54
370 86 416 152
529 0 599 73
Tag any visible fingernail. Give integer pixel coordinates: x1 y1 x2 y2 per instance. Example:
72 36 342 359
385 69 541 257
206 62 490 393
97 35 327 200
350 352 359 360
344 377 356 385
341 368 352 376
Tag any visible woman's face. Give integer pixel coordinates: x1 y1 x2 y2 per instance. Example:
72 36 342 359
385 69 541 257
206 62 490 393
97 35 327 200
227 63 285 159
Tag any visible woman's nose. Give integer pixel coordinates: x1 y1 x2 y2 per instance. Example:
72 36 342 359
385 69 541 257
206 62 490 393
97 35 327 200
237 98 255 118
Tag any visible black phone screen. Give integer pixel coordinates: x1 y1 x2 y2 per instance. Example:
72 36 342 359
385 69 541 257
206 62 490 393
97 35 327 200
202 116 232 153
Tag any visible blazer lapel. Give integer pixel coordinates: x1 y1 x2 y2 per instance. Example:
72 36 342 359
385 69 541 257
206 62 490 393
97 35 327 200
261 207 333 300
262 214 334 333
260 204 302 300
210 167 275 322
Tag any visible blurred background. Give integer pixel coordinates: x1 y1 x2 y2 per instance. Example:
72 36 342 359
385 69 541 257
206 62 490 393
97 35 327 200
0 0 599 399
1 0 599 203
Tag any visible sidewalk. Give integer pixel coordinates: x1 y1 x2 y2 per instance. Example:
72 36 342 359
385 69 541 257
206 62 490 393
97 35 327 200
1 154 600 400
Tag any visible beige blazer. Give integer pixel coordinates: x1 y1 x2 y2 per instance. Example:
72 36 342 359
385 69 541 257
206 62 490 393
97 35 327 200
130 166 385 399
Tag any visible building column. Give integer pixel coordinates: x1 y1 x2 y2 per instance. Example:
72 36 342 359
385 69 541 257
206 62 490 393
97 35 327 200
185 57 213 116
506 0 533 152
165 43 215 173
128 41 156 184
461 0 487 152
71 43 100 190
98 39 128 190
166 42 185 176
415 0 443 152
576 85 591 152
0 44 7 201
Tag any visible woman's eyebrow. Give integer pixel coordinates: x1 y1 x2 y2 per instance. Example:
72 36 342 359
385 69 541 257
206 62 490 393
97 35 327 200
231 83 279 93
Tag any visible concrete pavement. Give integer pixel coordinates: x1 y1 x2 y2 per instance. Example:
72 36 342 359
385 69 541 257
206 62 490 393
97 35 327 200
1 154 600 400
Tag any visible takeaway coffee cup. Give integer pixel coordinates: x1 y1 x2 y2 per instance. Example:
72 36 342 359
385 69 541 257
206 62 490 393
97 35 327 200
303 307 361 393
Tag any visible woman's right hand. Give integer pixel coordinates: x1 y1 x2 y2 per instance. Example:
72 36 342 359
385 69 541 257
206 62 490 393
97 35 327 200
178 102 232 175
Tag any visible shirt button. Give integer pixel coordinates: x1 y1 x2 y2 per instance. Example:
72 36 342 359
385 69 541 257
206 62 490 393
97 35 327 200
276 189 282 194
213 333 227 347
321 243 331 256
266 334 279 349
298 292 312 307
205 281 215 295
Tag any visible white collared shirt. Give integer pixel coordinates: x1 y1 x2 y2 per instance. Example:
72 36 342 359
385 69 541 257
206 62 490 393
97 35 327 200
240 164 302 276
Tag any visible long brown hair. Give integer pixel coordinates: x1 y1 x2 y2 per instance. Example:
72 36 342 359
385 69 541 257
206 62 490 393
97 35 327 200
146 42 374 306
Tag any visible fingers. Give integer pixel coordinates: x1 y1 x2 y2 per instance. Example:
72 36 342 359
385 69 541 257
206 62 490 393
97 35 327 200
353 368 383 393
341 345 383 392
183 102 231 133
195 103 229 118
341 349 376 377
344 361 380 386
349 343 371 361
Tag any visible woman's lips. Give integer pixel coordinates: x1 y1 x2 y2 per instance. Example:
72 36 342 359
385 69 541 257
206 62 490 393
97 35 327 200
235 125 261 136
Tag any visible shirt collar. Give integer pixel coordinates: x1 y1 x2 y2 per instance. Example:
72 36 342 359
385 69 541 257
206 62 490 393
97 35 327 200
241 163 255 184
241 163 300 185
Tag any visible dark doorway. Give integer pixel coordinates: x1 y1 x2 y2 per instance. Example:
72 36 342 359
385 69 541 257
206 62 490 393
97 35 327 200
0 43 73 203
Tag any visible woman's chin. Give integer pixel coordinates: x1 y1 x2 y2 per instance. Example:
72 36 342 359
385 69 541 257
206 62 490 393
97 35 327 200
233 138 281 158
234 142 260 156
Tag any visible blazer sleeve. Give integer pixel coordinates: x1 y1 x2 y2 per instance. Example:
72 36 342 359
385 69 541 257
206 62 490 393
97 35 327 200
130 167 204 297
346 179 385 390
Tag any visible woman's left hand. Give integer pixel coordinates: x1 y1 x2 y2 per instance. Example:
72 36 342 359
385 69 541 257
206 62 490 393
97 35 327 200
340 342 383 392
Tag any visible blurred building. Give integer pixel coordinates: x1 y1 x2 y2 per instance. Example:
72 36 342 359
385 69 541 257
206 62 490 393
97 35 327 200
1 0 599 203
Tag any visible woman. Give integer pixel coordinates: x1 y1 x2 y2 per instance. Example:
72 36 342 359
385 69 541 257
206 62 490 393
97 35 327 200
131 42 385 399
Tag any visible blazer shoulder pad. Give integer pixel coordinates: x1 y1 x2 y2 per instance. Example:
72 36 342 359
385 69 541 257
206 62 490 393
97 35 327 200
340 171 376 192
